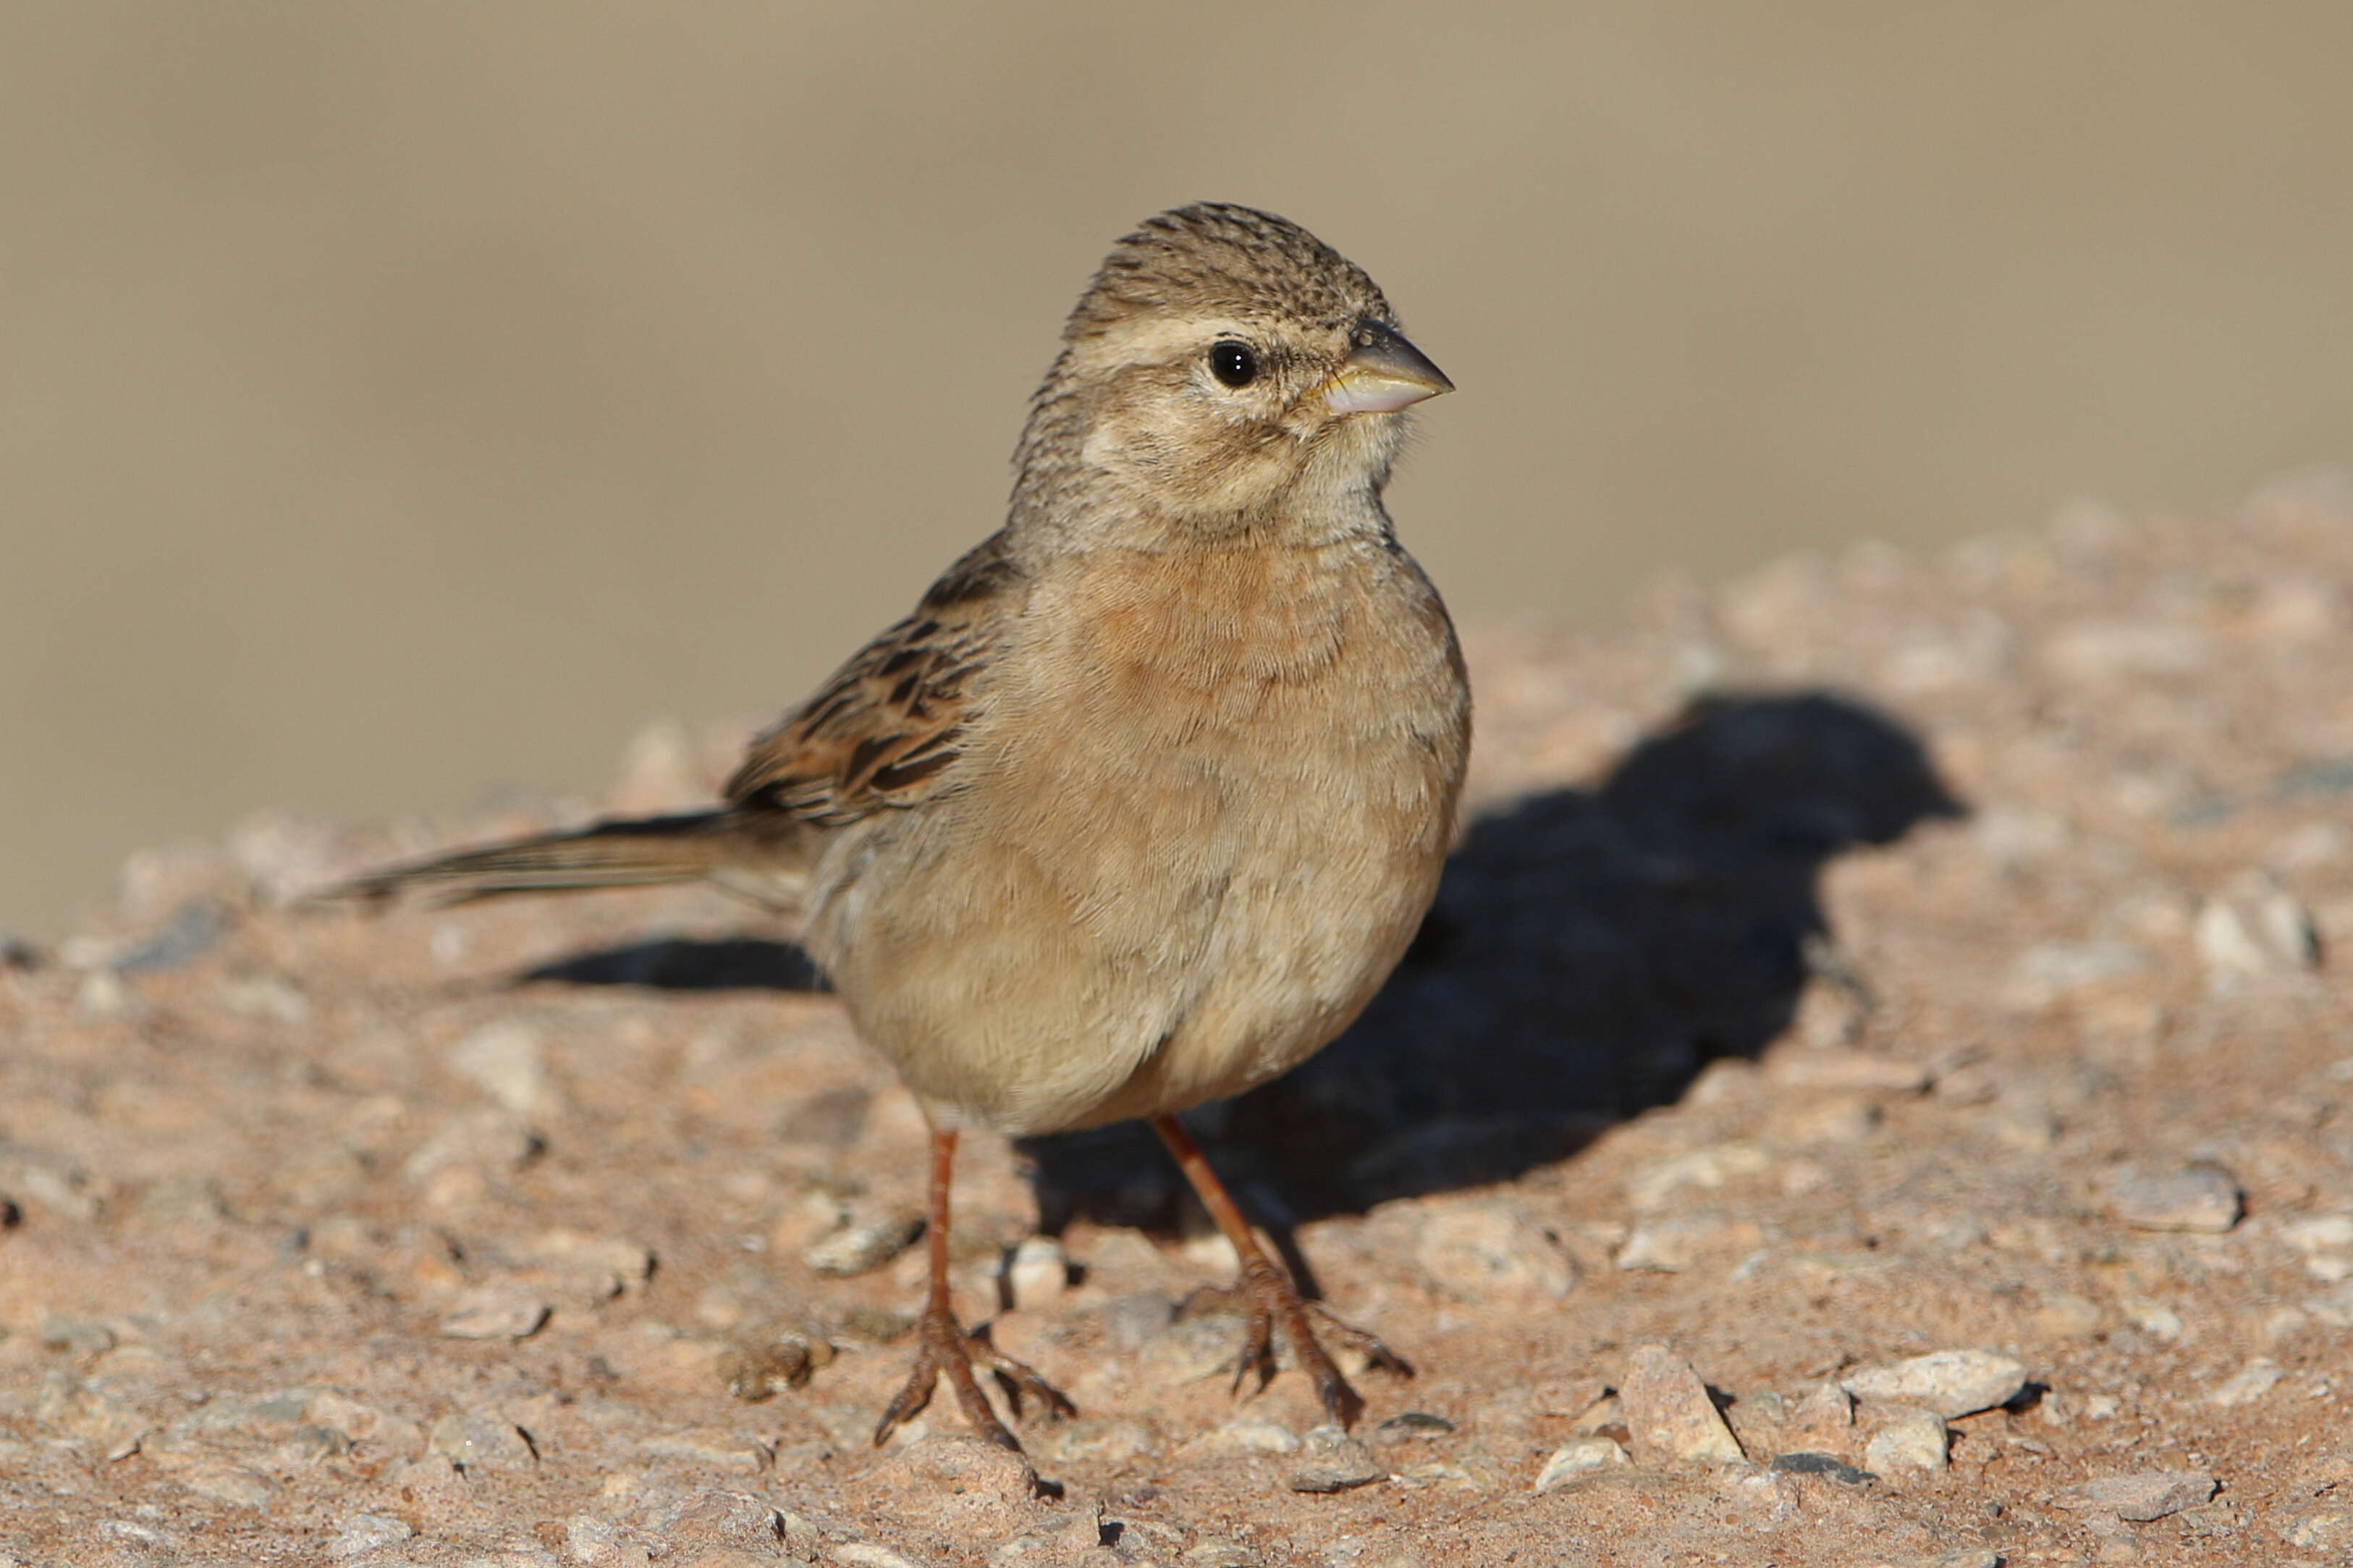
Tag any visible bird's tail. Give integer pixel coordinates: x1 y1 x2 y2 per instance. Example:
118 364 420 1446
328 810 814 913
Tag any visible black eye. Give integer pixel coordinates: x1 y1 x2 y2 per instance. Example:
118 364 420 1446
1209 339 1259 388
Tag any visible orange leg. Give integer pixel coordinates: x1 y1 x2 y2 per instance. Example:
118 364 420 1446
1152 1114 1410 1428
871 1127 1073 1452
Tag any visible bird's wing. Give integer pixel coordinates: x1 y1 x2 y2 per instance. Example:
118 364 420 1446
726 531 1024 826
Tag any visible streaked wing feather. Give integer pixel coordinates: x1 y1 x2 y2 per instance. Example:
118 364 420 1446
727 533 1021 825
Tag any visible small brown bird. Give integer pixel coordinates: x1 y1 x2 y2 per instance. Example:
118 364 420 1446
347 203 1469 1452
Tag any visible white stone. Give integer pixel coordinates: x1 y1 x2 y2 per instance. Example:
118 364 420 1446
437 1287 551 1341
1621 1344 1744 1466
2208 1359 2282 1407
1532 1437 1629 1491
1862 1410 1948 1473
835 1546 924 1568
1841 1349 2027 1417
1199 1417 1300 1454
1004 1236 1069 1309
1624 1144 1769 1211
328 1515 415 1560
449 1022 551 1114
2196 875 2320 978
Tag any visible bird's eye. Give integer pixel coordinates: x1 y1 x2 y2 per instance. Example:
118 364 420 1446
1209 339 1259 389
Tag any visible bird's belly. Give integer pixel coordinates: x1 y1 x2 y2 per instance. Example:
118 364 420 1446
806 675 1460 1135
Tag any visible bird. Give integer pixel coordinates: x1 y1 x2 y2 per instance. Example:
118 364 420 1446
341 202 1470 1454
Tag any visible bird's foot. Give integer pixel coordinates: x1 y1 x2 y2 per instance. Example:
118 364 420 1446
871 1305 1074 1453
1188 1254 1412 1429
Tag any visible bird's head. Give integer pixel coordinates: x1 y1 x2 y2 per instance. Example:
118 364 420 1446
1015 203 1452 546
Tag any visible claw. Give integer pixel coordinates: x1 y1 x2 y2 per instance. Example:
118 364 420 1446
872 1307 1071 1454
1306 1300 1415 1379
971 1323 1078 1424
1207 1254 1408 1428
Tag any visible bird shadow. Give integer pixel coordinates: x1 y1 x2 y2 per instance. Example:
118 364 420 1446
520 936 827 993
1019 688 1964 1234
514 688 1963 1239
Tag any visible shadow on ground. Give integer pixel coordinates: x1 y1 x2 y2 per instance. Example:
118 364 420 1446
519 689 1962 1234
1022 690 1963 1233
522 935 827 993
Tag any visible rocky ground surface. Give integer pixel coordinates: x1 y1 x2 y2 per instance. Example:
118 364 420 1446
8 475 2353 1567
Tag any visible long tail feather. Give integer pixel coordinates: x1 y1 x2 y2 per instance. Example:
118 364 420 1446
329 810 812 912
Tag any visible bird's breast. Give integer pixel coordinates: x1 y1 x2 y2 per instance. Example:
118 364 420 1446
811 536 1469 1135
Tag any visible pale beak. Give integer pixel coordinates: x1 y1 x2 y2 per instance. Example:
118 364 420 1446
1322 319 1454 415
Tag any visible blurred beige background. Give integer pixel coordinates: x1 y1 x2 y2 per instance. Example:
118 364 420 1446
5 2 2351 937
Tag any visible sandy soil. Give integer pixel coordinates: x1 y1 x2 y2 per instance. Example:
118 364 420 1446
7 475 2353 1567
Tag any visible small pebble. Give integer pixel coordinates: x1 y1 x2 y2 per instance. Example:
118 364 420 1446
1004 1235 1070 1309
1769 1451 1875 1485
328 1514 415 1560
216 970 308 1023
2057 1470 2217 1522
402 1110 543 1183
565 1514 653 1567
38 1315 117 1357
2105 1164 2242 1233
1841 1349 2028 1417
1286 1425 1385 1493
2281 1213 2353 1279
177 1462 275 1507
2033 1293 2103 1338
835 1545 925 1568
803 1210 925 1276
1615 1218 1760 1273
649 1489 787 1554
5 1152 104 1222
35 1373 149 1459
448 1021 552 1114
839 1304 917 1342
428 1410 537 1474
1201 1417 1300 1454
2208 1358 2281 1407
519 1227 656 1282
99 1519 169 1549
719 1323 835 1401
74 967 137 1020
1862 1410 1948 1474
2194 878 2319 976
1623 1145 1770 1211
2275 1509 2353 1552
1373 1412 1456 1444
437 1287 552 1341
1180 1543 1259 1568
1532 1436 1629 1491
1932 1062 2001 1106
1621 1344 1745 1465
113 900 229 973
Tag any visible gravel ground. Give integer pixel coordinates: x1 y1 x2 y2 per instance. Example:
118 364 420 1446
7 475 2353 1567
